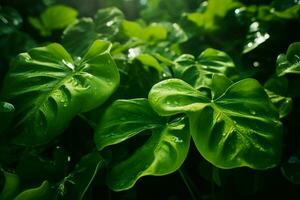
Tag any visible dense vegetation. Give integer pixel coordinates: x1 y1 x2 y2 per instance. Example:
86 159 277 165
1 0 300 199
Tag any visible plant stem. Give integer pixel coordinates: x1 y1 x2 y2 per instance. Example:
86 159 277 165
178 167 198 200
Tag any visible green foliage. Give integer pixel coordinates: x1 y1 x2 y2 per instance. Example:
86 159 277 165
174 48 238 89
62 7 124 57
95 99 166 150
1 40 119 145
106 117 190 191
276 42 300 76
1 0 300 199
149 77 282 169
29 5 78 36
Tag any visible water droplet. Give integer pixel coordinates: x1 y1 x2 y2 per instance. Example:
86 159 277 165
253 61 260 68
250 110 256 115
247 42 253 47
162 73 168 78
128 48 141 59
106 20 114 27
234 8 243 15
13 19 19 26
67 156 71 162
270 8 275 13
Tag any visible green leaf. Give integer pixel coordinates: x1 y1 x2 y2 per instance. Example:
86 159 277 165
121 20 144 40
265 90 292 119
211 74 233 99
62 7 124 57
0 170 20 200
272 0 300 19
121 20 167 42
185 0 241 32
276 42 300 76
14 181 55 200
174 48 237 89
29 5 77 36
94 98 166 150
135 54 163 72
106 118 190 191
149 78 282 169
264 76 293 118
1 40 119 145
148 79 210 116
59 152 105 199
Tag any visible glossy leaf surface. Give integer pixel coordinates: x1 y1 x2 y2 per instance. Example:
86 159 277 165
94 98 166 150
149 78 282 169
106 118 190 191
174 48 237 89
1 40 119 145
62 7 124 57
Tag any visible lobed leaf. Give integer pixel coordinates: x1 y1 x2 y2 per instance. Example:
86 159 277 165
149 78 282 169
106 118 190 191
94 98 166 150
174 48 237 89
1 40 119 145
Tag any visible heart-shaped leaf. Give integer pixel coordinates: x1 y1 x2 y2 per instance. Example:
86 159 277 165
106 118 190 191
1 40 120 145
174 48 237 89
94 98 190 191
94 98 166 150
149 78 282 169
